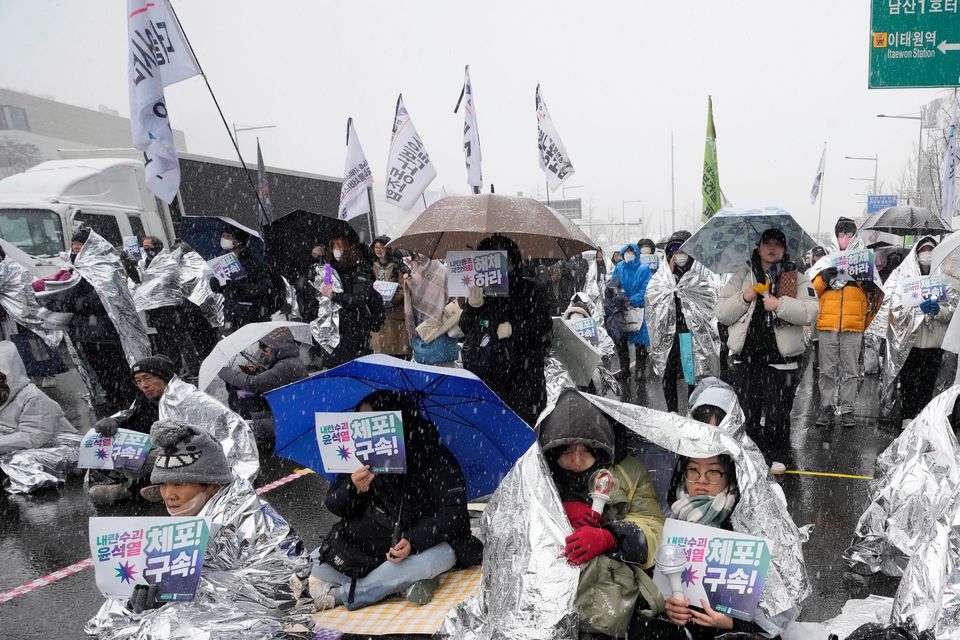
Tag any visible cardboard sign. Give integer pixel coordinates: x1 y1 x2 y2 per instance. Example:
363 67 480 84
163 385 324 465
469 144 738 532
900 275 948 308
374 280 400 303
639 254 660 272
79 429 114 470
653 518 772 622
89 517 209 602
315 411 406 474
207 253 246 285
79 428 153 472
446 250 510 297
564 316 599 346
122 236 142 260
828 249 875 281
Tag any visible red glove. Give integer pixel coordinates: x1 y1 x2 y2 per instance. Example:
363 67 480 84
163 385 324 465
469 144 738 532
563 501 605 529
563 526 615 565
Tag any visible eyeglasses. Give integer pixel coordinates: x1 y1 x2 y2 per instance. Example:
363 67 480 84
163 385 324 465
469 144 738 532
684 468 726 484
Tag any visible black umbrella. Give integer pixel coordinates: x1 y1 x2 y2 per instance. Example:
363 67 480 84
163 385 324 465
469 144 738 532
262 209 357 283
859 205 951 236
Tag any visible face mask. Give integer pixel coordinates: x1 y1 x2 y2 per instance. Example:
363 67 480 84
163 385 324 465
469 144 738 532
674 253 689 267
640 247 653 255
917 252 933 267
166 490 212 517
623 252 636 263
332 248 344 261
144 248 158 259
220 238 234 251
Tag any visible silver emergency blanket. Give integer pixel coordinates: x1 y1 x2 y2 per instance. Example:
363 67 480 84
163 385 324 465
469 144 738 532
440 390 809 640
310 267 343 354
73 231 151 366
158 376 259 482
644 261 720 379
0 258 63 348
844 385 960 577
132 249 182 312
179 249 224 329
0 432 81 494
881 238 960 414
581 270 616 358
85 478 312 640
890 482 960 639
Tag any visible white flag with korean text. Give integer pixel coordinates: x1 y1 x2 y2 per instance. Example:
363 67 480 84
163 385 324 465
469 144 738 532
941 100 957 227
339 118 373 221
127 0 199 204
385 95 437 210
536 84 575 192
455 66 482 193
810 147 826 205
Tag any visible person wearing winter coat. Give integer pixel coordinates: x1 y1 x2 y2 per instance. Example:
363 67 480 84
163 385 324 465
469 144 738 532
210 227 276 332
370 236 411 358
715 229 818 463
594 248 608 284
606 243 652 386
0 340 75 455
538 389 665 639
459 234 553 426
307 391 482 611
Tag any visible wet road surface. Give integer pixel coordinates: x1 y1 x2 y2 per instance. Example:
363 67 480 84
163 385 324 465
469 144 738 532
0 362 902 638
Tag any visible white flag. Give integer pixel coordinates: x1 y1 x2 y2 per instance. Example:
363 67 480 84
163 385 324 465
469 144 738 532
941 100 958 227
385 95 437 210
127 0 199 204
339 118 374 221
810 147 826 205
454 66 482 193
536 85 575 192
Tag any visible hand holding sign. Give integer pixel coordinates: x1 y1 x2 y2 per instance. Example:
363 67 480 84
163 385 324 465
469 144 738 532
316 411 406 475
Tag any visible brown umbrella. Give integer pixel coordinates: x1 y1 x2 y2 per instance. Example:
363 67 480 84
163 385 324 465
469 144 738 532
388 194 597 259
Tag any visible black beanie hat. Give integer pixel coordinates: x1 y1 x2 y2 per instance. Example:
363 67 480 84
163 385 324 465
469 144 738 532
131 355 176 382
759 228 787 247
72 227 91 244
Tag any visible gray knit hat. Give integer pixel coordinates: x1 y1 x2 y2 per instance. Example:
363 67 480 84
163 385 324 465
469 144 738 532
150 420 233 486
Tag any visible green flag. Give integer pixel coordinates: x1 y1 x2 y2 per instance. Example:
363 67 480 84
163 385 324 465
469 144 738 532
702 95 722 221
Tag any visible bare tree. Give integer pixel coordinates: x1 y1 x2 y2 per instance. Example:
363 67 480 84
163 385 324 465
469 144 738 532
0 137 42 179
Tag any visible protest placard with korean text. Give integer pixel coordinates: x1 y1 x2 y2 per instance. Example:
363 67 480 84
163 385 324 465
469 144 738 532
446 251 510 297
79 429 114 470
89 517 209 601
639 254 660 273
828 248 875 281
79 428 152 472
564 316 599 346
207 253 246 285
652 518 771 622
315 411 406 475
122 236 142 260
900 275 948 308
373 280 400 304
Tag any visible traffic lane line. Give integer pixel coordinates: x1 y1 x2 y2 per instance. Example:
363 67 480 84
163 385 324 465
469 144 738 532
0 468 314 605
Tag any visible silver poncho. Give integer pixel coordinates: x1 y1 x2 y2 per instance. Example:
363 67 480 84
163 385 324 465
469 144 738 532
85 478 311 640
158 376 259 482
0 257 63 348
644 262 720 379
73 231 151 366
440 390 810 640
310 267 343 354
132 249 182 313
844 385 960 577
0 432 81 494
179 249 224 329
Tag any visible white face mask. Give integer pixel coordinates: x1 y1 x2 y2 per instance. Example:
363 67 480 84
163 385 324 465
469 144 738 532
674 253 689 267
332 248 344 261
623 252 636 263
165 490 211 517
220 238 234 251
640 247 653 255
917 251 933 267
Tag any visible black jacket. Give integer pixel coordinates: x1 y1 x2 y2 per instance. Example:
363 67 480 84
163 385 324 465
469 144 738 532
114 394 160 435
214 249 275 328
56 278 122 344
324 258 383 368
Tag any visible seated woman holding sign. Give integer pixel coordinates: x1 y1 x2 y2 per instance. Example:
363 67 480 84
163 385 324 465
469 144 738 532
303 390 482 611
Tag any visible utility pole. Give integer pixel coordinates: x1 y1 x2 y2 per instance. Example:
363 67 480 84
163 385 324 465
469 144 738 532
671 132 676 232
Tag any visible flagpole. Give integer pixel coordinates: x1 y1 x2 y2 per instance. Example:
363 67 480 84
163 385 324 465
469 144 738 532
545 180 551 205
166 2 269 225
816 141 826 241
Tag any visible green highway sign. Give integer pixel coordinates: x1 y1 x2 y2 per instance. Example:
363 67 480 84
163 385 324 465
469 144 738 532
869 0 960 88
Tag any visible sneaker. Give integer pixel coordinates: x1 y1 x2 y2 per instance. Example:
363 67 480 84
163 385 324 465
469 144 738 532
88 483 132 506
308 577 340 611
815 407 833 428
405 578 441 605
841 412 856 429
139 485 163 503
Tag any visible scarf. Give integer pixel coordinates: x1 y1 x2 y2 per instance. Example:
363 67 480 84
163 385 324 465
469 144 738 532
405 256 448 339
670 485 737 528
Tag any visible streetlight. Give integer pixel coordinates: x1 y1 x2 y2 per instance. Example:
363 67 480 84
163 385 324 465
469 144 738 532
622 200 643 246
877 110 924 205
844 155 878 194
232 122 278 153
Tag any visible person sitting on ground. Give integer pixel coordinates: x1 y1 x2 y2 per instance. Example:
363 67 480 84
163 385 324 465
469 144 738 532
538 389 665 639
85 420 309 639
305 390 482 611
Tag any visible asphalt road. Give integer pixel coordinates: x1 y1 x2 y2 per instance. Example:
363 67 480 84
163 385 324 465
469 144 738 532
0 362 901 639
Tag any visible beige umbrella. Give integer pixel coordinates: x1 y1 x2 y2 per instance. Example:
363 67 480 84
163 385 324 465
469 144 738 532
388 194 597 259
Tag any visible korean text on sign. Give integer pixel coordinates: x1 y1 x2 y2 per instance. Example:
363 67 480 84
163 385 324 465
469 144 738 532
445 250 510 298
315 411 407 475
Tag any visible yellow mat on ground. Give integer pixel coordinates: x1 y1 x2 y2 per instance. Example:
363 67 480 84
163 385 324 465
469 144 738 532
312 566 482 636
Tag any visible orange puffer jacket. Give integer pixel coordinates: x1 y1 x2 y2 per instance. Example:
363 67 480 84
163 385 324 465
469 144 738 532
812 274 874 332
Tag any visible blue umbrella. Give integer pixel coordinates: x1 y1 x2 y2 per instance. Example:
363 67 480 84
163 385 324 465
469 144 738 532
264 354 535 499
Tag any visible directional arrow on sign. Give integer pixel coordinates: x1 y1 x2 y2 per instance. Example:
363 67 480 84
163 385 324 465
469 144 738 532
938 41 960 54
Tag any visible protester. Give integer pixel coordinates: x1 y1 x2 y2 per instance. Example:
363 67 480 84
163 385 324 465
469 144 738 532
572 252 589 292
538 390 665 638
645 230 721 413
605 242 652 387
638 238 657 257
881 237 958 426
318 228 384 368
210 227 276 332
811 218 881 428
370 235 411 358
85 420 309 639
305 391 481 611
594 248 607 284
459 234 553 425
548 260 577 316
715 228 818 464
611 250 622 267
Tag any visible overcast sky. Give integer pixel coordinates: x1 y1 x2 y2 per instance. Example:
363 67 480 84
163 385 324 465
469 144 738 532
0 0 949 244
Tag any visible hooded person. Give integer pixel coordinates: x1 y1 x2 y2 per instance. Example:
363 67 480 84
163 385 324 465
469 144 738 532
85 420 310 640
645 230 721 412
210 227 277 332
880 236 958 424
305 391 482 612
459 234 553 425
537 389 665 638
715 228 818 465
605 243 652 388
0 243 63 351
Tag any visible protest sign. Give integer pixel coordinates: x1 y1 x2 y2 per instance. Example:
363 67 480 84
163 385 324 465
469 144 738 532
207 253 246 286
828 249 875 281
122 236 142 260
79 429 114 470
564 316 599 346
373 280 400 304
315 411 406 474
653 518 771 622
79 428 152 472
900 275 948 308
639 254 660 272
446 250 510 297
89 517 209 601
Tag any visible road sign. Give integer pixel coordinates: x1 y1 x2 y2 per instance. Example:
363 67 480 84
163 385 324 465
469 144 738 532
541 198 583 220
869 0 960 89
867 194 898 214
